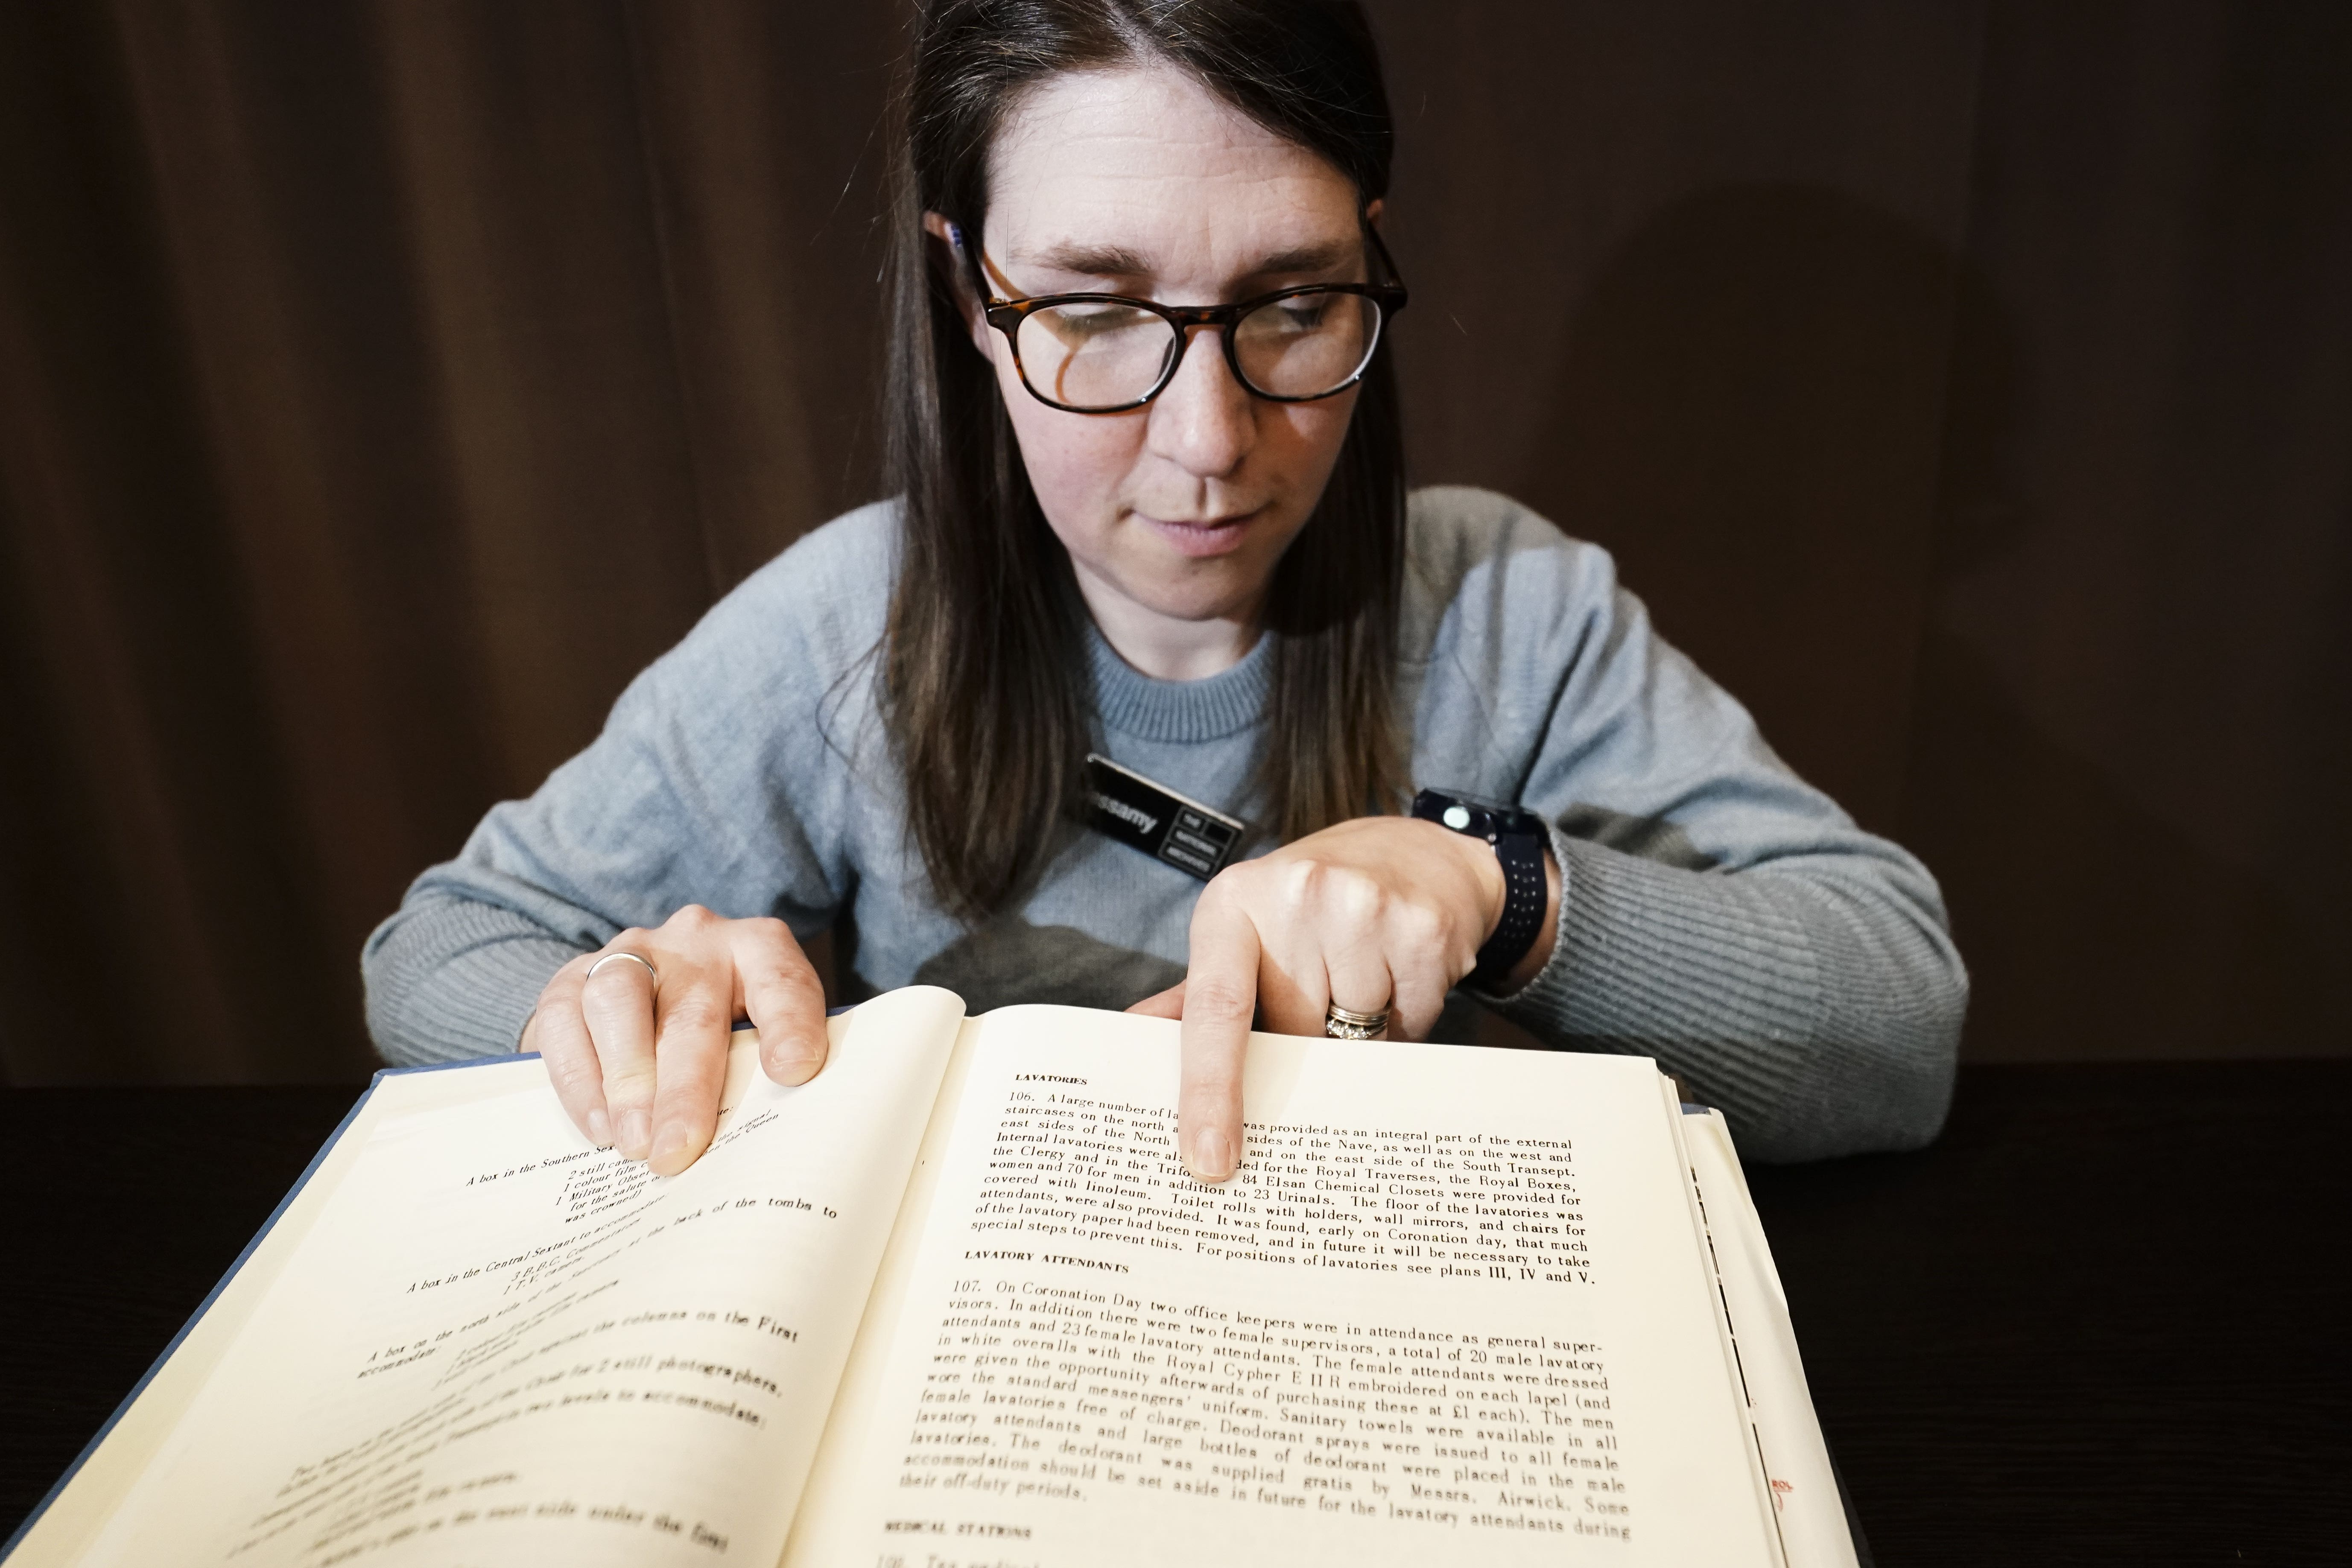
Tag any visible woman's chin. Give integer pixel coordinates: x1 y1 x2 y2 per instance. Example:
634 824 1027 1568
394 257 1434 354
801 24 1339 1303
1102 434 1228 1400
1104 566 1271 631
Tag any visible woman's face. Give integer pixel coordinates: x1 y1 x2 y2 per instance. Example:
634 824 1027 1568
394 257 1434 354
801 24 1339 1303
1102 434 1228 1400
955 64 1373 643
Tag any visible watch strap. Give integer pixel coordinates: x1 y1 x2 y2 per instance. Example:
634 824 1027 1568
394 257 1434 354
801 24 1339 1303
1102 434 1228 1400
1470 825 1548 990
1410 790 1550 992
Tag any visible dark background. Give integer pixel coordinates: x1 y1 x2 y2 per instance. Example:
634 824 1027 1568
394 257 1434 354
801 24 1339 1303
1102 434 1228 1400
2 1 2347 1086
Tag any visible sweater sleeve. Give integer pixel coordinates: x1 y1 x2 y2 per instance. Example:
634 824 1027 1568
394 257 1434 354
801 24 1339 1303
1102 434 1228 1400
362 889 585 1066
359 506 891 1067
1481 827 1965 1163
1411 488 1967 1162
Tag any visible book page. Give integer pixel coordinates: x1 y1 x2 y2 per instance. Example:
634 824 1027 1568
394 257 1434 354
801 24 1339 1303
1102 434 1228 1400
1683 1110 1856 1568
786 1005 1782 1568
6 1054 555 1568
69 985 966 1568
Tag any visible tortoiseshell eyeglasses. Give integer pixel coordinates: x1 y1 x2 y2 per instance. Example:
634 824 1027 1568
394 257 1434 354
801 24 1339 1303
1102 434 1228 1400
959 225 1409 414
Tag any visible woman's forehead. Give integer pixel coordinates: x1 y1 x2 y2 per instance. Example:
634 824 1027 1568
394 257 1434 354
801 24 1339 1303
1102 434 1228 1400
987 64 1360 286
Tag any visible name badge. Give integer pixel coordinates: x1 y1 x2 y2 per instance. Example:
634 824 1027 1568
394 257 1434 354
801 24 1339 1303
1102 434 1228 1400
1082 753 1247 882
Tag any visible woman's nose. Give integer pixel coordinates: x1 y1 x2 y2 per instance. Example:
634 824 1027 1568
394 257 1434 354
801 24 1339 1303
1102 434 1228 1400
1144 325 1256 479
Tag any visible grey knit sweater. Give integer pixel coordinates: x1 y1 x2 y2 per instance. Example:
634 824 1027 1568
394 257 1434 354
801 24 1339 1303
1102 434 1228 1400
362 486 1965 1162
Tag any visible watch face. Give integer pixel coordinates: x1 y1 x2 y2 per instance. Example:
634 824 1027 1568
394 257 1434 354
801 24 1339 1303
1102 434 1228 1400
1412 789 1543 839
1493 805 1547 837
1443 790 1516 816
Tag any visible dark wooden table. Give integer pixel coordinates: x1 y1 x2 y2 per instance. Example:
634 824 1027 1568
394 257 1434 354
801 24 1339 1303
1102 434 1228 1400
3 1063 2347 1564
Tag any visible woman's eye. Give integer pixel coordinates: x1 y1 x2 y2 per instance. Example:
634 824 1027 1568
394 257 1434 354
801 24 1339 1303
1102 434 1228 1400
1272 298 1332 331
1055 304 1147 337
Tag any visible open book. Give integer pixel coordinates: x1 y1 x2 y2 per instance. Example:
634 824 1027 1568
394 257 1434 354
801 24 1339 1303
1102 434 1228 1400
4 988 1857 1568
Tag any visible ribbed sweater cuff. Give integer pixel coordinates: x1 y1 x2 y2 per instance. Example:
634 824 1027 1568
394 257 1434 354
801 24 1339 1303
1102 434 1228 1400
1479 825 1826 1120
365 896 582 1066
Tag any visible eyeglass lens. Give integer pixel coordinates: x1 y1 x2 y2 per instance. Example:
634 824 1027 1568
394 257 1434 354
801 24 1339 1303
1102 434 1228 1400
1015 290 1382 411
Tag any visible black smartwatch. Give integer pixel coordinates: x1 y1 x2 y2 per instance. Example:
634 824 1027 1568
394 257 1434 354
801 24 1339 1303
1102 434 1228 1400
1411 789 1550 992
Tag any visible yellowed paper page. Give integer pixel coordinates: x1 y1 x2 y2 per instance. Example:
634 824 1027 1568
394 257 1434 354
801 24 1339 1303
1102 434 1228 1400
780 1013 990 1567
5 1054 550 1568
1685 1110 1857 1568
58 985 964 1568
788 1004 1783 1568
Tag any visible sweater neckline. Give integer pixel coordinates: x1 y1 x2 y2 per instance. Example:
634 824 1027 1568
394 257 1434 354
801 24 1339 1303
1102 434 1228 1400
1087 623 1272 742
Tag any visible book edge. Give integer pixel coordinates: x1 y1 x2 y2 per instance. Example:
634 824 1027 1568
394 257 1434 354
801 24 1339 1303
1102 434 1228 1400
1682 1108 1860 1568
1 1055 523 1562
1662 1078 1794 1568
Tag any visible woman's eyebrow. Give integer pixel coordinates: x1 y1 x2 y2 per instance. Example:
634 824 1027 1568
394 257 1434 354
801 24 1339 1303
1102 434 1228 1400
1021 241 1154 278
1243 241 1353 277
1016 239 1357 283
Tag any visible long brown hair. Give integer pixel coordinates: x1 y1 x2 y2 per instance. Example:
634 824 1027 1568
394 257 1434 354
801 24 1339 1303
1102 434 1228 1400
882 0 1406 920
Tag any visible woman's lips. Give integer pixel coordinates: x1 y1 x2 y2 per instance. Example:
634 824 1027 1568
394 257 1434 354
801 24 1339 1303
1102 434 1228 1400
1135 508 1261 559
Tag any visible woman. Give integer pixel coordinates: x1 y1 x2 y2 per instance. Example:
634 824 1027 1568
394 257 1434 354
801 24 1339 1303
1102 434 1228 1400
364 0 1966 1184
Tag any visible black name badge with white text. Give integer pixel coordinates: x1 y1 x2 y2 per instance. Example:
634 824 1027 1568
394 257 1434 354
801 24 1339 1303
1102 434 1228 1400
1081 753 1246 882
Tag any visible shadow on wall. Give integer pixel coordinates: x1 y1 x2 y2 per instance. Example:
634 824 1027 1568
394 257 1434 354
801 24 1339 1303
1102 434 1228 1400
1905 249 2342 1063
1525 182 1961 835
1523 181 2334 1061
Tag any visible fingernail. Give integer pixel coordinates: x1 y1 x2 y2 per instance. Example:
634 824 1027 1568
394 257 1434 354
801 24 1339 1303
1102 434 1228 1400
650 1123 692 1173
1187 1130 1234 1183
771 1049 822 1086
586 1107 612 1147
618 1108 652 1159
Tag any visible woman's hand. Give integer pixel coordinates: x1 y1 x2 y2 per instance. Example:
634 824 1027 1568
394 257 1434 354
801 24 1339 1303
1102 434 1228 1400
1129 817 1560 1184
522 906 830 1176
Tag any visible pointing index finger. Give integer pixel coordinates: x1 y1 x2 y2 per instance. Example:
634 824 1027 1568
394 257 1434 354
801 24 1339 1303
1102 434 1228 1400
1179 892 1261 1184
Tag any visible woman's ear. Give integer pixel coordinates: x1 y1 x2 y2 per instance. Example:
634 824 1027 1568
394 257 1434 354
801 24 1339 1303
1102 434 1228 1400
921 210 994 359
1364 197 1385 231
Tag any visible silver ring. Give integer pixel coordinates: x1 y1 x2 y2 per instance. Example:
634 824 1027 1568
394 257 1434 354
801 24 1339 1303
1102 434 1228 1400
1324 1002 1390 1041
585 950 659 990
